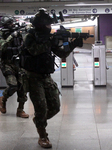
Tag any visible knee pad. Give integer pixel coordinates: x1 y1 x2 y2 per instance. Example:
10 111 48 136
7 85 18 96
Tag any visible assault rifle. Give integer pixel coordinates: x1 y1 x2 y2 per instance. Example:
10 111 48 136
50 25 94 51
35 24 94 52
0 22 28 40
0 22 27 34
51 25 94 40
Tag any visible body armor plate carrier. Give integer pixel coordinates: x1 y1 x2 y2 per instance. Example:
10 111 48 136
20 49 55 74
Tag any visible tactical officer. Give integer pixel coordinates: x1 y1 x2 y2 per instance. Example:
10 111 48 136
0 16 29 118
22 8 83 148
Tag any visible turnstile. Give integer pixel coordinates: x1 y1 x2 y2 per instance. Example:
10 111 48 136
61 52 74 87
92 42 107 86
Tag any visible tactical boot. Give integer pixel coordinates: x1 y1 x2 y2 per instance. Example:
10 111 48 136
16 102 29 118
0 96 7 113
37 127 52 148
16 108 29 118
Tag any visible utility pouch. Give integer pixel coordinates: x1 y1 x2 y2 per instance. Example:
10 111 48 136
20 70 29 92
22 74 29 92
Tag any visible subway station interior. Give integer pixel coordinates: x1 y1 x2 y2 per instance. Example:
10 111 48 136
1 0 112 150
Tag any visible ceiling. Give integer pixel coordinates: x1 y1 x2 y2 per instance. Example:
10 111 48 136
0 0 110 24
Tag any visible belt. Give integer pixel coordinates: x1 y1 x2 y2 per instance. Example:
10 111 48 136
27 72 50 78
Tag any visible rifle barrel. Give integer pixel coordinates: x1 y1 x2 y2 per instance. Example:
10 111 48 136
72 32 94 39
51 31 94 40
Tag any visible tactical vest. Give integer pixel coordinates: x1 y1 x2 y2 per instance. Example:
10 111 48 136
20 29 55 74
1 34 23 61
20 47 55 74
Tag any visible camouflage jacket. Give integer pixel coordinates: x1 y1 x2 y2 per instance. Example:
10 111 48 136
23 31 74 59
0 33 23 64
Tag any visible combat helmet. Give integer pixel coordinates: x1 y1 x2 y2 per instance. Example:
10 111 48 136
32 8 54 28
1 16 14 28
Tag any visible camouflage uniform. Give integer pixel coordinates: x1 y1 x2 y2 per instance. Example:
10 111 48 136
22 8 83 148
23 32 73 128
1 63 27 102
1 35 27 103
0 30 29 118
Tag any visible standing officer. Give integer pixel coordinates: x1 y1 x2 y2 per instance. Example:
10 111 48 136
0 16 29 118
22 8 83 148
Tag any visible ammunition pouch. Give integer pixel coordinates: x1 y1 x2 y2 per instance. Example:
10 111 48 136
20 50 55 74
2 47 19 60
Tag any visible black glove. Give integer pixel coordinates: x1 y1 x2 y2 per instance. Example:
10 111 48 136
69 37 83 50
11 31 20 38
74 37 83 47
51 37 59 47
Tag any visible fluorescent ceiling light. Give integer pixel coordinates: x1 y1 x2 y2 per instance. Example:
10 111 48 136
65 3 112 6
52 18 97 30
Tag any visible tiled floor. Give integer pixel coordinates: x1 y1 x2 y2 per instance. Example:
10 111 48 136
0 45 112 150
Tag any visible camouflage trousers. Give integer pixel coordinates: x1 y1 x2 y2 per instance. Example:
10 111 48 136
27 72 60 128
1 63 27 102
